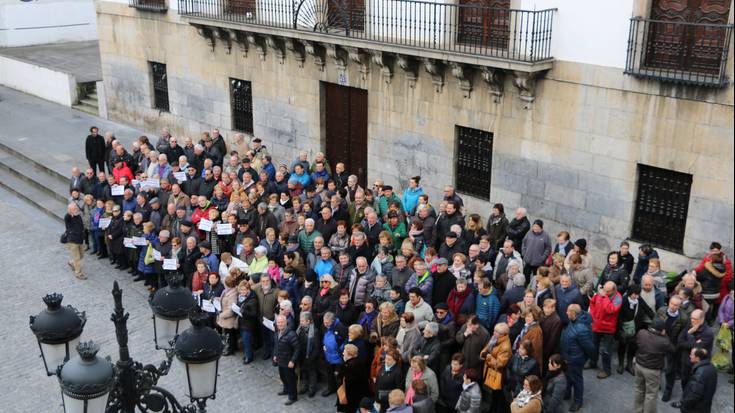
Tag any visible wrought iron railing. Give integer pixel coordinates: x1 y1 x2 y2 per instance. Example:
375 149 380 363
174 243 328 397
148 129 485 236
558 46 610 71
130 0 168 11
625 17 733 87
178 0 556 63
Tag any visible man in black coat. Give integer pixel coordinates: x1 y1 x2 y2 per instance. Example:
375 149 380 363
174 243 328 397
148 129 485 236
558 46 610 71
678 347 717 413
274 315 301 405
164 137 185 166
434 201 463 249
431 258 456 306
296 311 321 398
64 203 86 279
85 126 106 174
506 207 531 253
672 309 714 408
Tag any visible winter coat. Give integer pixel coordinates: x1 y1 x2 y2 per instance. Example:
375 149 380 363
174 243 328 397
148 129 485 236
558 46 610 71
376 363 405 406
434 211 464 247
719 293 734 327
634 328 673 370
655 307 687 345
517 323 544 367
521 230 552 267
486 214 509 251
539 313 562 361
481 334 512 390
506 354 539 396
405 367 439 403
237 291 259 331
431 271 456 307
253 284 280 321
348 268 377 306
404 299 435 327
391 267 414 292
560 312 596 365
323 319 348 365
405 272 434 306
598 264 629 294
216 288 239 329
399 325 423 363
632 249 659 285
402 187 424 216
64 214 85 244
569 267 596 297
555 285 583 325
370 315 401 343
447 288 476 324
438 366 464 411
589 291 623 334
455 381 481 413
455 324 490 372
475 288 500 330
510 394 542 413
275 328 301 367
506 217 530 251
543 371 566 413
680 359 718 413
414 335 442 373
698 261 726 296
137 233 158 273
296 324 321 367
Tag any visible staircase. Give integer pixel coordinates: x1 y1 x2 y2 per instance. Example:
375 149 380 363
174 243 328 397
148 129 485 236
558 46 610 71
0 141 69 222
73 82 99 116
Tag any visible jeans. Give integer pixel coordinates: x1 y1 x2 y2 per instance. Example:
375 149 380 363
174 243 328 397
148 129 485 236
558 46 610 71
260 324 274 357
634 364 661 413
565 362 585 405
90 229 101 253
278 366 298 401
595 332 615 374
240 329 253 361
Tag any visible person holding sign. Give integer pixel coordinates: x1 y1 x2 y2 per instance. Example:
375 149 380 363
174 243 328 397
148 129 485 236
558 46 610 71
106 205 126 269
217 275 240 356
137 222 159 292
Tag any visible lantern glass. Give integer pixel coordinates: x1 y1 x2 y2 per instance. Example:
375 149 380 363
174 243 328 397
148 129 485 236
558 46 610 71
40 336 80 375
62 391 110 413
181 359 218 399
154 317 190 349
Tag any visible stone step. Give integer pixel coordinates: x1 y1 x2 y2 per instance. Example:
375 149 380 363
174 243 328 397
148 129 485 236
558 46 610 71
80 97 98 107
0 168 66 222
0 152 69 203
0 140 69 182
87 92 98 100
73 102 98 116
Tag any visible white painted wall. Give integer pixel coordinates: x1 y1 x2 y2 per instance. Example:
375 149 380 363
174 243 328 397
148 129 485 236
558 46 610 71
0 0 98 47
0 55 77 105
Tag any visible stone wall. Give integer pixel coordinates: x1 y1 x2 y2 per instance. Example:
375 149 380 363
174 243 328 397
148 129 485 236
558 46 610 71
97 3 734 269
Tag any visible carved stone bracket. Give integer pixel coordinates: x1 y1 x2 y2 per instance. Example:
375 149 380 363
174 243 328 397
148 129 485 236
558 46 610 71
264 35 285 64
214 28 234 54
396 54 418 88
422 58 444 93
344 47 370 80
481 67 505 103
284 38 305 68
512 70 538 108
247 33 266 61
301 40 326 71
228 29 249 56
326 44 347 72
192 24 215 52
369 51 394 84
450 62 472 98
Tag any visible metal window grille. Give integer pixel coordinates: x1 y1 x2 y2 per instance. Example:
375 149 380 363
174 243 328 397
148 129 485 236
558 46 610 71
455 126 493 200
230 78 253 134
150 62 170 112
632 164 692 252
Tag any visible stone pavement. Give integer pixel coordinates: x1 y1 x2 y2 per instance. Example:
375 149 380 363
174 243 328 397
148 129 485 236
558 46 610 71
0 86 732 413
0 41 102 83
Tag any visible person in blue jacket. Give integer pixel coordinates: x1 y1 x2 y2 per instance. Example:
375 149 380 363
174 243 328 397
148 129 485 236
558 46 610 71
556 275 584 325
401 176 424 217
560 304 597 412
474 278 500 331
322 311 348 397
632 244 658 285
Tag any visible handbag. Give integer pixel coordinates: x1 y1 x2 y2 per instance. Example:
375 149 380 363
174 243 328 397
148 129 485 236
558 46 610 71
621 320 636 338
60 232 68 244
144 244 155 265
337 378 347 405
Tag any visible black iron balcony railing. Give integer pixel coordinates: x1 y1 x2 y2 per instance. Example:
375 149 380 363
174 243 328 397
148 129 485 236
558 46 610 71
130 0 168 11
625 17 733 87
178 0 556 63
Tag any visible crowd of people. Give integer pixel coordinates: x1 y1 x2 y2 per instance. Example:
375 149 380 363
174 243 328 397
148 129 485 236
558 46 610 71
61 126 734 413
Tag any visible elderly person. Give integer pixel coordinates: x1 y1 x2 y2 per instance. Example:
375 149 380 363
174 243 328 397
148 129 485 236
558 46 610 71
216 275 240 356
337 344 371 413
560 304 596 412
521 219 552 280
64 203 86 279
509 375 543 413
413 321 441 374
589 281 623 379
274 314 301 405
296 311 320 397
370 302 401 344
405 355 439 406
479 322 512 412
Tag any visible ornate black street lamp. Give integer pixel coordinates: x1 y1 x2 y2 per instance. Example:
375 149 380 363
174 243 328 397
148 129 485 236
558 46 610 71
30 280 223 413
150 273 197 350
29 293 86 376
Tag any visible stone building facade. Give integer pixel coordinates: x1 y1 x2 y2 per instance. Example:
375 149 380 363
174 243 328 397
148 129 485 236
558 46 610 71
95 0 734 268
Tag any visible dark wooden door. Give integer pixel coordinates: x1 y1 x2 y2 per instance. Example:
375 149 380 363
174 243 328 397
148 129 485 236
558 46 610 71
645 0 730 74
324 83 368 188
457 0 510 50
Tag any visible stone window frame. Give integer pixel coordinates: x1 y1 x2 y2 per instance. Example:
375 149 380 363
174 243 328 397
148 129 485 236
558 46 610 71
229 78 254 135
454 125 493 201
149 61 170 112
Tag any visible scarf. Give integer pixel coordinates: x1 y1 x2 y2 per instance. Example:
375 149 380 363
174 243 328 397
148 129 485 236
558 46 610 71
299 323 315 354
514 322 537 350
514 389 541 408
359 310 378 331
320 287 330 297
490 214 503 226
628 297 639 311
448 288 471 316
405 370 423 405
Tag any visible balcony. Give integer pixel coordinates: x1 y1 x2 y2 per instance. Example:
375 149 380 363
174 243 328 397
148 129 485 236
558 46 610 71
625 17 733 88
177 0 555 70
130 0 168 12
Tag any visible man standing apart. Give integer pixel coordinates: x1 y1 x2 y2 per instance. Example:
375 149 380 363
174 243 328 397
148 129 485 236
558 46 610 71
85 126 106 174
680 348 717 413
560 304 597 412
274 314 301 406
633 319 672 413
64 203 86 279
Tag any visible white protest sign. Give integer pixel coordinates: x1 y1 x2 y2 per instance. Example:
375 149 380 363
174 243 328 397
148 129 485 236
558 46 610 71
198 219 213 232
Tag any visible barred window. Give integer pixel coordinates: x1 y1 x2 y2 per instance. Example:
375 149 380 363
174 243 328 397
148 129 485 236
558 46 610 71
632 164 692 252
150 61 169 112
230 78 253 134
455 125 493 200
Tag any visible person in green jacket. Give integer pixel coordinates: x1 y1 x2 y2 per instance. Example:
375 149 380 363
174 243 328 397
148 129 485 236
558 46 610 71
383 211 407 251
377 186 403 219
298 218 322 254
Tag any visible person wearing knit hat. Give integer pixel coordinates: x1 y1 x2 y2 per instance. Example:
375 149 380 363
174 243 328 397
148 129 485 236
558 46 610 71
521 218 552 280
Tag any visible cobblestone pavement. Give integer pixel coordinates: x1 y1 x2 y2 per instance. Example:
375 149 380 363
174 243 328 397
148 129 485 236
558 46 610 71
0 86 733 412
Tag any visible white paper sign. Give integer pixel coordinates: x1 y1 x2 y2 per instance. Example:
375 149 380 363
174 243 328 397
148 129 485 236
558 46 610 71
198 219 213 232
201 299 216 313
163 258 177 270
98 217 112 229
132 236 147 246
152 249 162 261
132 179 140 187
172 171 187 182
111 185 124 196
216 223 233 235
262 317 275 332
142 178 160 189
231 303 242 317
213 298 222 312
237 244 243 255
124 237 135 248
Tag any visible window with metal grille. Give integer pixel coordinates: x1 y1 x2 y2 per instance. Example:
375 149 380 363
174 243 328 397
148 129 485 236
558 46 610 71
632 164 692 252
150 61 169 112
230 78 253 134
455 126 493 200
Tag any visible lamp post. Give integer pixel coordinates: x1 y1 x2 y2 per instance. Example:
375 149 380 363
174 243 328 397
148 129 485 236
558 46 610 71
150 273 197 350
30 280 223 413
29 293 86 376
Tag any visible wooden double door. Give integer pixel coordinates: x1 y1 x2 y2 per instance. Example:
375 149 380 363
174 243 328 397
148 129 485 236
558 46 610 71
323 82 368 188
